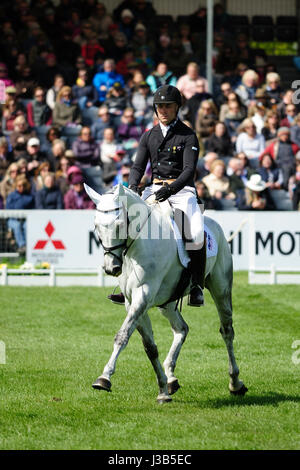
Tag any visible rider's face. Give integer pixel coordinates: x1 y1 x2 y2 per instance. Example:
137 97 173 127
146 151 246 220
156 102 177 125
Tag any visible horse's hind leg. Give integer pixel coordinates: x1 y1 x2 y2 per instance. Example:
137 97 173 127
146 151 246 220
206 267 248 396
159 302 189 395
136 313 171 403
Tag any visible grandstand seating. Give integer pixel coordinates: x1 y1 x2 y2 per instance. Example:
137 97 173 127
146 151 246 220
228 14 298 42
229 15 250 36
20 99 33 108
60 125 82 147
33 125 51 150
276 16 298 42
276 15 298 26
82 166 105 194
176 15 190 26
252 15 273 25
81 107 99 127
269 190 293 211
148 14 176 34
34 125 51 136
251 16 274 41
219 199 238 211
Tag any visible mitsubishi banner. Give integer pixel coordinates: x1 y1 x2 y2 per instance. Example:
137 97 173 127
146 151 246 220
26 210 300 271
26 210 103 269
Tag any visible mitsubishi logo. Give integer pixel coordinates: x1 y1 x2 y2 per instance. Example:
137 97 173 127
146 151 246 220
34 221 66 250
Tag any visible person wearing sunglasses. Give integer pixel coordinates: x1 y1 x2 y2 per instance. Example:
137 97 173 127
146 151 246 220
52 86 82 129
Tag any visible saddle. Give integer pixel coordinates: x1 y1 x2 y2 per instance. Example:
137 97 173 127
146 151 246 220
143 198 194 306
145 197 217 307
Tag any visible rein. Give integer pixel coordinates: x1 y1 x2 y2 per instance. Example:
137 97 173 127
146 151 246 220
96 201 157 262
123 203 156 257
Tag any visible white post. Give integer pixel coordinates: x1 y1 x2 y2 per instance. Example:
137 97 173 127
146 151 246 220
1 265 8 286
270 264 277 285
49 265 56 287
248 214 256 284
206 0 214 94
97 266 104 287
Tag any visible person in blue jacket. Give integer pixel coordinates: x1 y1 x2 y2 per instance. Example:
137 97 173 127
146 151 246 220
92 59 125 105
5 175 35 253
146 62 177 93
35 173 64 209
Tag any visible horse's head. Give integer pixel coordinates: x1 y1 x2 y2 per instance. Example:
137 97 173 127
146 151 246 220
85 183 141 276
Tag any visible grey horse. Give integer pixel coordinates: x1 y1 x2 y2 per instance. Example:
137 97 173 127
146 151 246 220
85 183 248 403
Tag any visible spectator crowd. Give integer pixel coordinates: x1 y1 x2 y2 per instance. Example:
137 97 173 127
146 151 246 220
1 0 300 251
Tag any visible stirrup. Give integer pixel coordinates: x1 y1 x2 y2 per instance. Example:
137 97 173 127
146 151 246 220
107 287 125 305
188 285 204 307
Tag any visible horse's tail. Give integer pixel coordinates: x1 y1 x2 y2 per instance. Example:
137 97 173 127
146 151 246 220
226 218 248 243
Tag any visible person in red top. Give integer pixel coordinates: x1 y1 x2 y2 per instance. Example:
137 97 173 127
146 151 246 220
259 127 299 189
81 33 105 67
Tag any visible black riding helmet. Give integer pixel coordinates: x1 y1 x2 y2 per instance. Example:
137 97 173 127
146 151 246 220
153 85 182 115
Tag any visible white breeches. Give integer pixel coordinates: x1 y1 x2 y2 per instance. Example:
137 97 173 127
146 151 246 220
142 184 204 249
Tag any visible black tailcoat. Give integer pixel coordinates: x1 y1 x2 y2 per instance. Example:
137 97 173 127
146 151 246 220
129 120 199 194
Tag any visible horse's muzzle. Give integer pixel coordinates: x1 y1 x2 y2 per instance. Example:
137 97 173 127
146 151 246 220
104 265 122 277
103 251 123 277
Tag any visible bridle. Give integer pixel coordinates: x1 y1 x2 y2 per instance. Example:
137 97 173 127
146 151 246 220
95 201 154 264
95 205 128 263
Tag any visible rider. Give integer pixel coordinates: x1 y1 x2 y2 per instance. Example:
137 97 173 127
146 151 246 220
108 84 206 307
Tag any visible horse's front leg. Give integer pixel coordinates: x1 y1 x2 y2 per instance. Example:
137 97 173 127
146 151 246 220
92 287 148 392
159 302 189 395
136 312 171 404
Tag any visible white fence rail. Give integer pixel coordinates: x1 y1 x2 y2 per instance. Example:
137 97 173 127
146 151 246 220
248 265 300 285
0 265 118 287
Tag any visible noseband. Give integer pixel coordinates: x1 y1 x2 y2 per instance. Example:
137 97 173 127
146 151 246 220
95 201 153 263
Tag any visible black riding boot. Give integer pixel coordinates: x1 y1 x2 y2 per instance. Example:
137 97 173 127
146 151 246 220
187 239 206 307
108 292 125 305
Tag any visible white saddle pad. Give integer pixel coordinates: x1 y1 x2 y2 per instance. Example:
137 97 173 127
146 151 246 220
171 221 218 268
146 198 218 267
171 219 190 268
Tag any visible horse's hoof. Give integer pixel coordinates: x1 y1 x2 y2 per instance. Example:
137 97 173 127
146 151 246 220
157 394 172 404
92 377 112 392
168 379 181 395
230 384 248 396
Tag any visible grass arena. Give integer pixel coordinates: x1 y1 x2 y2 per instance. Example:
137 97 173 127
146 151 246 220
0 272 299 450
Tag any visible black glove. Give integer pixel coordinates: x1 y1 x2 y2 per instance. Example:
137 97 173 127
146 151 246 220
129 185 139 193
155 184 173 202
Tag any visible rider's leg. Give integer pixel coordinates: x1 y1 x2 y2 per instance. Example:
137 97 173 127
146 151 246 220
187 237 206 306
170 187 205 307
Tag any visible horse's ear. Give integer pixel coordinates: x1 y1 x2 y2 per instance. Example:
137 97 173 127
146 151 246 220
84 183 101 206
115 183 126 197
